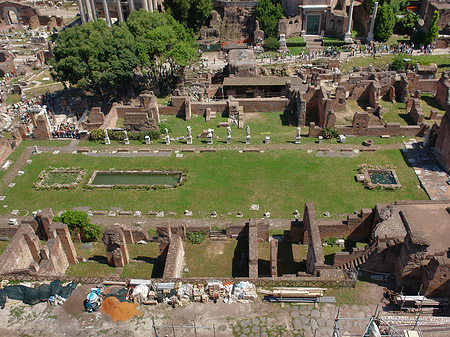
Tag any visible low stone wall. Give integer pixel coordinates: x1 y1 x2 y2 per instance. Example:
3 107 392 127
270 239 278 277
248 219 258 278
162 234 184 279
308 122 425 137
304 203 325 276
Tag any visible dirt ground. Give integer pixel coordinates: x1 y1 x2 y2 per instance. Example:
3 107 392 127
0 282 449 337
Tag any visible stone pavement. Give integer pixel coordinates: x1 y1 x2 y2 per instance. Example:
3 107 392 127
402 142 450 200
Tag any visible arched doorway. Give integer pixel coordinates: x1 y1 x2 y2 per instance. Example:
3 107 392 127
8 10 19 24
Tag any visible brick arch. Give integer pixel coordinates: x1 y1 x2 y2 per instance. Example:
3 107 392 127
0 1 40 26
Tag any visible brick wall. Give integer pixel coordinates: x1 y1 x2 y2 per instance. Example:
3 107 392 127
162 234 184 278
304 203 325 276
248 219 258 278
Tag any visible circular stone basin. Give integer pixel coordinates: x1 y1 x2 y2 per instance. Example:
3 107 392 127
363 139 373 147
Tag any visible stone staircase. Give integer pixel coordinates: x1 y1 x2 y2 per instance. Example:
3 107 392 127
305 35 323 50
336 242 378 270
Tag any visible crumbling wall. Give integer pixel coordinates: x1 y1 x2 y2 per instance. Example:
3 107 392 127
434 109 450 172
0 224 40 274
248 219 258 278
81 107 104 131
304 203 325 276
38 236 69 275
162 234 184 279
436 73 450 110
33 114 51 140
103 225 130 268
423 256 450 298
270 239 278 277
408 98 424 124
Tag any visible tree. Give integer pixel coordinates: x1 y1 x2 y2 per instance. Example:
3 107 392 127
54 210 101 242
164 0 212 32
399 9 418 34
50 20 138 99
256 0 284 39
426 10 440 44
126 10 198 93
374 3 395 42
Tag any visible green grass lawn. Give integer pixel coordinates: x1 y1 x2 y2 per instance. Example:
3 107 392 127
379 98 413 125
80 111 411 148
341 54 450 72
421 93 446 120
0 140 71 182
0 148 427 218
0 241 9 255
183 239 238 277
69 242 163 278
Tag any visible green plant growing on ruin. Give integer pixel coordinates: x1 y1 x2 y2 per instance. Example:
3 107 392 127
186 231 206 244
256 0 284 39
426 10 440 45
374 3 395 42
54 210 100 242
322 127 339 140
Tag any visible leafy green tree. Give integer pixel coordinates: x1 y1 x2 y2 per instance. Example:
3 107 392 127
374 3 396 42
256 0 284 39
126 10 198 93
391 54 406 70
54 210 101 242
426 10 440 44
164 0 212 32
263 36 279 50
50 20 138 99
399 9 418 34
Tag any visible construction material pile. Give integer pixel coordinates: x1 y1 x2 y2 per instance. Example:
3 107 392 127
0 280 78 309
101 296 143 322
259 287 336 304
126 279 257 307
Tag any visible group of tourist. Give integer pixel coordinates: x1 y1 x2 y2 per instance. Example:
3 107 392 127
51 122 80 139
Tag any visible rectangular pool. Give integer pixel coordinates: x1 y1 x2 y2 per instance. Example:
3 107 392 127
88 171 182 188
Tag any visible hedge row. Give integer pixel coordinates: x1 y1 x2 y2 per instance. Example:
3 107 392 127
90 129 161 142
286 41 306 47
322 40 347 47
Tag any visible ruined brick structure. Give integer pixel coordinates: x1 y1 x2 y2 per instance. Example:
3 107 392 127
433 108 450 172
0 1 64 29
102 225 130 267
81 107 105 131
0 210 77 276
228 49 259 77
0 50 15 76
280 0 349 37
33 114 52 140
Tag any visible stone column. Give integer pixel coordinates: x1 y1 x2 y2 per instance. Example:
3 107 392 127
367 2 379 42
142 0 148 11
89 0 98 20
148 0 153 12
82 0 90 21
129 0 135 12
101 0 112 27
116 0 124 22
152 0 157 11
344 0 354 42
77 0 87 24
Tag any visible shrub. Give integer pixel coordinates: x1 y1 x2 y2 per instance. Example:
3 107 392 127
390 54 406 71
263 36 279 50
89 129 160 142
426 10 440 45
324 236 338 246
322 127 339 139
186 231 206 244
158 122 172 134
54 210 101 242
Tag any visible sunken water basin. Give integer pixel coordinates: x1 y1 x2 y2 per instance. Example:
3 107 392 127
87 170 184 188
368 170 397 185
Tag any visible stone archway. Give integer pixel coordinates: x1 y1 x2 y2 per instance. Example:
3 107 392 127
8 10 19 24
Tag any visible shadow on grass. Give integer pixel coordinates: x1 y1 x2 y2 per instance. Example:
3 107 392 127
277 242 305 276
88 255 108 264
232 238 249 277
258 259 271 277
421 94 444 112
